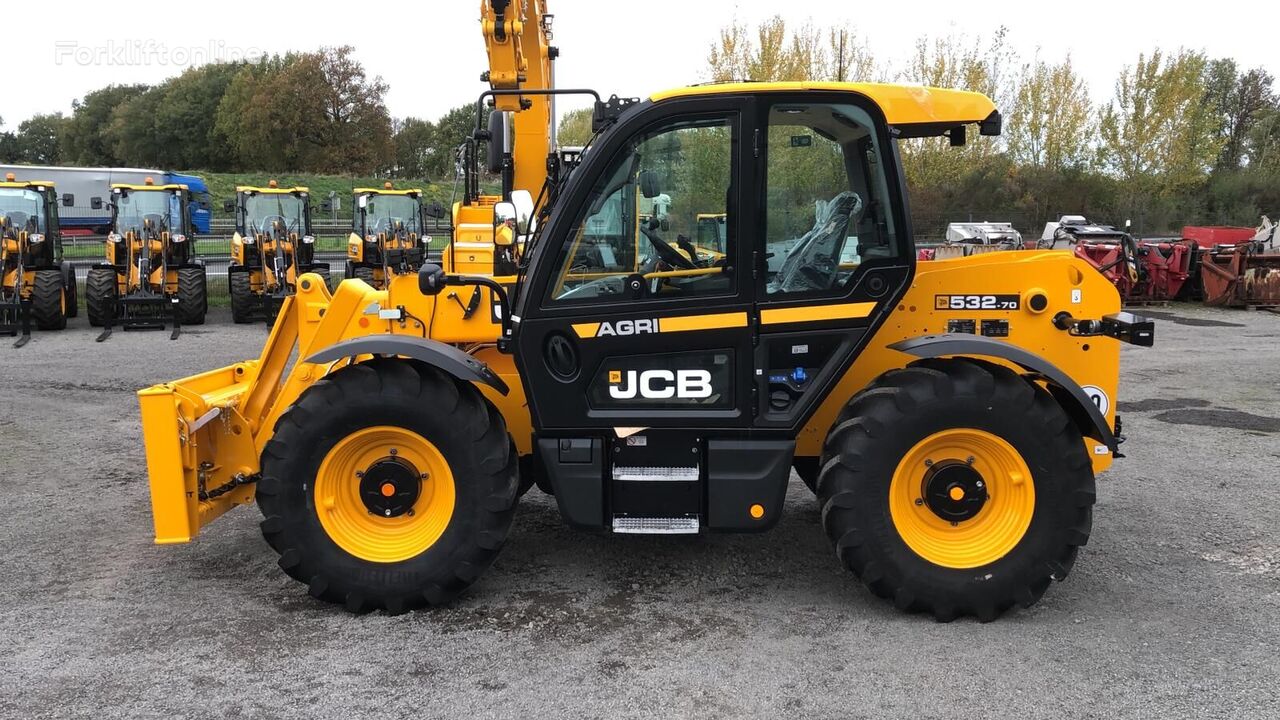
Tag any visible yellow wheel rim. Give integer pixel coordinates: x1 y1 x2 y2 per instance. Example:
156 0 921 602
314 425 455 563
889 428 1035 569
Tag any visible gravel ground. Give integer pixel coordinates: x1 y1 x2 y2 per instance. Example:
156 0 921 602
0 304 1277 719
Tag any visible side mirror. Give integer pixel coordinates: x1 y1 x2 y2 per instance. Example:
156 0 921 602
320 200 333 213
62 193 75 207
509 189 534 234
494 201 517 225
223 199 236 213
358 195 368 209
424 202 446 219
90 197 103 210
638 170 660 199
418 263 447 295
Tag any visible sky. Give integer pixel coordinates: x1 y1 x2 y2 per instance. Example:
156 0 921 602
5 0 1278 131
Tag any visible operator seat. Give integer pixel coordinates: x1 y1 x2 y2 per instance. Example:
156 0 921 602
770 190 863 293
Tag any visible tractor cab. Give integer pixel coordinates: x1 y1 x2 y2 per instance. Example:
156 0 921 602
227 182 326 323
86 179 207 338
345 183 442 289
0 173 73 346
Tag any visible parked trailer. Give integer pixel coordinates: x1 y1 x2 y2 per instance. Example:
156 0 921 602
0 165 212 235
918 221 1023 261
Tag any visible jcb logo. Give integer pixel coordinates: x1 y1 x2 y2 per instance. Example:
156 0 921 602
598 319 657 336
608 369 713 399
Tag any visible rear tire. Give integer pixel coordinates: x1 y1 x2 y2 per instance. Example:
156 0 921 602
61 263 78 319
257 360 519 613
30 269 66 330
817 358 1095 622
353 265 377 289
85 267 117 327
175 267 207 325
229 268 254 324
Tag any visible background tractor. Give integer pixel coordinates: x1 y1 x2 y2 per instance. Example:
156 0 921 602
226 182 326 323
0 173 75 346
137 0 1153 622
84 179 205 339
345 183 443 289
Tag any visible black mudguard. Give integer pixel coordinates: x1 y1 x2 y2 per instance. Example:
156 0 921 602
889 333 1118 452
306 334 509 395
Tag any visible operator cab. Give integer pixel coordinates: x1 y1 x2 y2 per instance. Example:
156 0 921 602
511 87 923 533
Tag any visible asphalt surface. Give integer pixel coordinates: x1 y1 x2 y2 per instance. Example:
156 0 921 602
0 303 1277 719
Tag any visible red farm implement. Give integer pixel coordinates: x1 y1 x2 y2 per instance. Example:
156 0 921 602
1197 217 1280 308
1040 216 1192 303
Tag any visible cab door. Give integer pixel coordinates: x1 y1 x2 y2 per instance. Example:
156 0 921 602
514 97 757 432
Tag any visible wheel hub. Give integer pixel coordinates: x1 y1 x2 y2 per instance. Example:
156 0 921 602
359 456 422 517
923 461 988 522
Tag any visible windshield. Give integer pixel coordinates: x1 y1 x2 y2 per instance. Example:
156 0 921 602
0 188 45 235
244 193 305 237
115 189 182 235
363 194 420 235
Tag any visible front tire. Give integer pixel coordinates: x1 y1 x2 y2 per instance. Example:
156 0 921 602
175 267 207 325
257 360 519 613
229 268 255 324
85 267 117 327
30 269 67 330
817 358 1096 622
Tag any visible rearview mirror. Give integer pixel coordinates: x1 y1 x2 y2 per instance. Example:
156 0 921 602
424 202 446 219
320 200 333 213
90 197 103 210
509 189 534 234
638 170 660 199
418 263 447 295
223 199 236 213
62 193 75 207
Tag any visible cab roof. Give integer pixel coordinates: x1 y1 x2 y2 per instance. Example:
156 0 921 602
237 185 309 194
0 180 54 190
650 81 1000 137
353 187 423 197
113 183 188 192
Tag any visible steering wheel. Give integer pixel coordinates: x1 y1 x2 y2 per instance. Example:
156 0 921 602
640 223 695 270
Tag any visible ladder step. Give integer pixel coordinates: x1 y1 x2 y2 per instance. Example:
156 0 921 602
612 465 699 482
612 516 700 534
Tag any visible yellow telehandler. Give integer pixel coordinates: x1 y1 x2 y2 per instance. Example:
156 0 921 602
137 0 1153 620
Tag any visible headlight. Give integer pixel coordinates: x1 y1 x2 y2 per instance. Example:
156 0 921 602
172 234 187 243
242 235 255 245
28 233 44 243
302 235 315 244
107 232 119 243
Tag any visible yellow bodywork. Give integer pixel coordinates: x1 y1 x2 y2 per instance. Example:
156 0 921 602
138 77 1119 545
106 184 187 295
140 249 1118 544
653 81 997 129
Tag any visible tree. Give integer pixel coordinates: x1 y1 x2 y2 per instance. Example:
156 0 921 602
557 108 593 147
15 113 69 164
1203 60 1274 170
393 117 435 179
1006 55 1092 172
215 47 393 174
63 84 150 165
1097 49 1223 194
706 15 875 83
0 116 18 163
896 28 1014 190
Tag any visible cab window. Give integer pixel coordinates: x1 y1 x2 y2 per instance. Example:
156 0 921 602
762 102 899 296
546 115 735 304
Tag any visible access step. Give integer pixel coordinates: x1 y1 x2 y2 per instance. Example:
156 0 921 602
612 516 700 534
